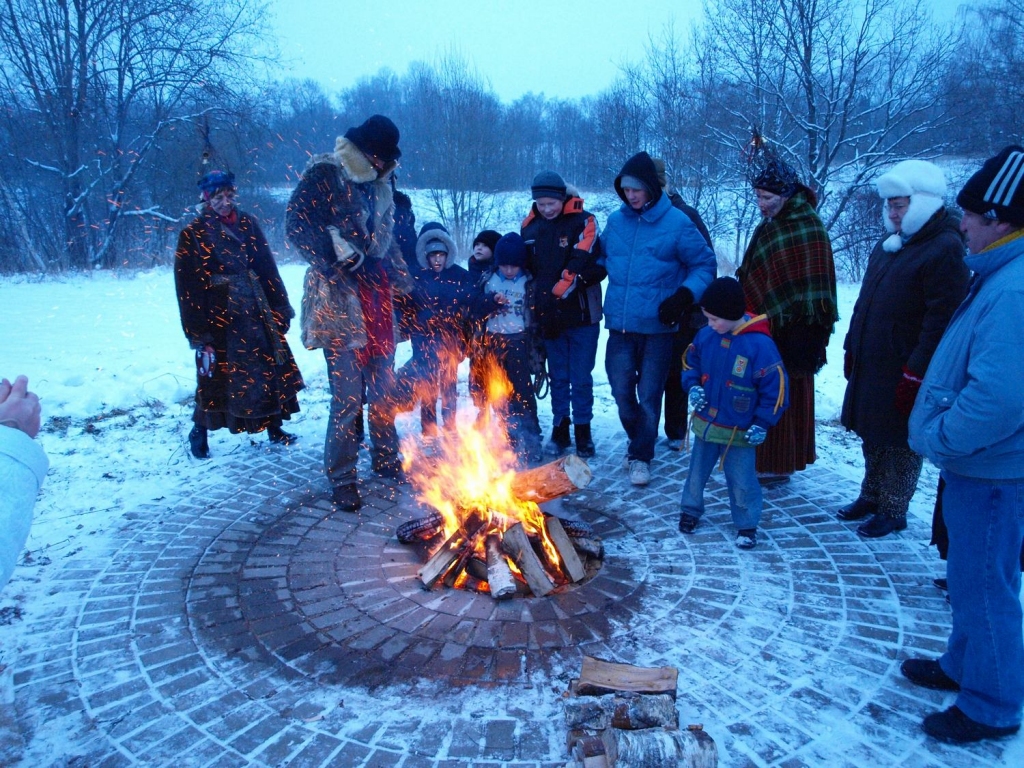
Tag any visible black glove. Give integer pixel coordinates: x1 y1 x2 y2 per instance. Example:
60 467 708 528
658 287 694 326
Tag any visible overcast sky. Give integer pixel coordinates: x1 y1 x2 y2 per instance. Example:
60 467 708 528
268 0 967 103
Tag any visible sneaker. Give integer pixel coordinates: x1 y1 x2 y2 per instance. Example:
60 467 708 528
545 417 572 456
900 658 959 691
923 706 1019 743
628 460 650 486
837 497 878 521
331 483 361 512
735 529 757 549
574 423 595 459
665 438 684 451
857 514 907 538
678 514 699 534
267 426 298 445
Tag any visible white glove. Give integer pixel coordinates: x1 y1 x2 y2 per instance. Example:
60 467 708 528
688 386 707 412
745 425 767 446
327 226 366 271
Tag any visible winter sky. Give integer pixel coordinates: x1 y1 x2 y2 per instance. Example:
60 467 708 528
269 0 969 103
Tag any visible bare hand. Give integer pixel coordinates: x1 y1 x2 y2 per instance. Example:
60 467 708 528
0 375 42 438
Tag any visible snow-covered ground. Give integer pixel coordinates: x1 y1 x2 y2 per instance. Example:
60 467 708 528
0 254 968 765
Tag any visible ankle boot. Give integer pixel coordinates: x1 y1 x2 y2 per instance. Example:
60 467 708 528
545 417 571 456
267 425 298 445
574 423 595 459
188 425 210 459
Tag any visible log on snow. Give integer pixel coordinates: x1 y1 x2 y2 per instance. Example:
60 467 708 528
563 693 678 731
574 656 679 700
602 727 718 768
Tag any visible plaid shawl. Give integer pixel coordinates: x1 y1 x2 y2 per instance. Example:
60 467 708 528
736 191 838 330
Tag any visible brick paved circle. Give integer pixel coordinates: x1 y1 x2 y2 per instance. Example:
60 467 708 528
7 435 1014 765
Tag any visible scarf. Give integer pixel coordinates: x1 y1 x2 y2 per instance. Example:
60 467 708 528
736 191 838 330
355 257 395 367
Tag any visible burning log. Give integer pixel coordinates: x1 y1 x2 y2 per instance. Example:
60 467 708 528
510 454 593 504
485 534 517 599
500 522 555 597
418 512 486 589
396 512 445 544
545 516 586 583
572 537 604 560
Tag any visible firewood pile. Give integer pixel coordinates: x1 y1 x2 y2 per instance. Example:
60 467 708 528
564 657 718 768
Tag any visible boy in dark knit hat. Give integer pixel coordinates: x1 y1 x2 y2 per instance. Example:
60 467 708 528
678 277 789 549
472 232 542 463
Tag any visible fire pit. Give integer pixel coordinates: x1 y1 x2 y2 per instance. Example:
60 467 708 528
397 416 601 599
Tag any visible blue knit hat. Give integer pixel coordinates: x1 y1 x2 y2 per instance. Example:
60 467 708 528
494 233 527 268
197 170 235 197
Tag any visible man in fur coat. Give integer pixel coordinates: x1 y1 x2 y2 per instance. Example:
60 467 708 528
286 115 414 511
839 160 969 538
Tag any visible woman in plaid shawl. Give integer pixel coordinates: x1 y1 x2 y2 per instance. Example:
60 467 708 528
736 158 838 480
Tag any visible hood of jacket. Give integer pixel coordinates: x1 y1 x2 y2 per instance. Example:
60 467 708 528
415 227 458 270
614 152 663 208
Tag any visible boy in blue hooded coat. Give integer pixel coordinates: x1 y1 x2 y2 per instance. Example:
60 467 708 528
678 278 789 549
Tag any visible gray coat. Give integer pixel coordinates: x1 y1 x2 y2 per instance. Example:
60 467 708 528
841 209 969 446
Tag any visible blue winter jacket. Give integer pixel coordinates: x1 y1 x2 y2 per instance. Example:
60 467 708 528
681 314 789 447
599 193 717 334
909 232 1024 479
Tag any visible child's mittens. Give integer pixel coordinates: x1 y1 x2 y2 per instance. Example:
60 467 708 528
745 425 767 445
688 386 707 412
552 270 577 299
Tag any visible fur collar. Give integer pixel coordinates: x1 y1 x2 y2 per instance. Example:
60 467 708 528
333 137 398 184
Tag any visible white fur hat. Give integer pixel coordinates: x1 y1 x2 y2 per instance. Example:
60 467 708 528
875 160 947 251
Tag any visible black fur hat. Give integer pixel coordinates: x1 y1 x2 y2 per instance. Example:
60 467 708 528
344 115 401 162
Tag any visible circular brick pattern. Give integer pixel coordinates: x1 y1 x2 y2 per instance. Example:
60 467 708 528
9 437 1009 766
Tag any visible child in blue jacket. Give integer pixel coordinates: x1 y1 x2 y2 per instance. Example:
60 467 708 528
679 277 789 549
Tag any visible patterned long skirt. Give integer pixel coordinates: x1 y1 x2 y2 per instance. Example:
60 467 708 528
755 372 816 475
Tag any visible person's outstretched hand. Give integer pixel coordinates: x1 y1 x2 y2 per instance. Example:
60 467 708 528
0 375 42 439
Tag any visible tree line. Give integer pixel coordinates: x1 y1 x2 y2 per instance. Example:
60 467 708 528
1 0 1021 276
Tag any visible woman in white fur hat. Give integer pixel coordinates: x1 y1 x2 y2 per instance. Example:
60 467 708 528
838 160 971 538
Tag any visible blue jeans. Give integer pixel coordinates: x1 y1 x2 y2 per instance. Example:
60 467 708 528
323 347 399 487
940 470 1024 728
545 323 600 425
605 330 674 463
680 437 761 531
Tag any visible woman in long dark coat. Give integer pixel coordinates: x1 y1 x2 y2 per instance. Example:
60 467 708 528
175 170 304 458
839 160 969 537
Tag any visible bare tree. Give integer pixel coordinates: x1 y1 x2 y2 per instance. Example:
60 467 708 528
692 0 960 274
0 0 269 270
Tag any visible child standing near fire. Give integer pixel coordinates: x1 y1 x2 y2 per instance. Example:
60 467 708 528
473 232 543 463
678 277 789 549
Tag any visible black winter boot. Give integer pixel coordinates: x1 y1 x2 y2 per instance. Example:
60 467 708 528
545 417 571 456
574 423 595 459
268 425 298 445
188 425 210 459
